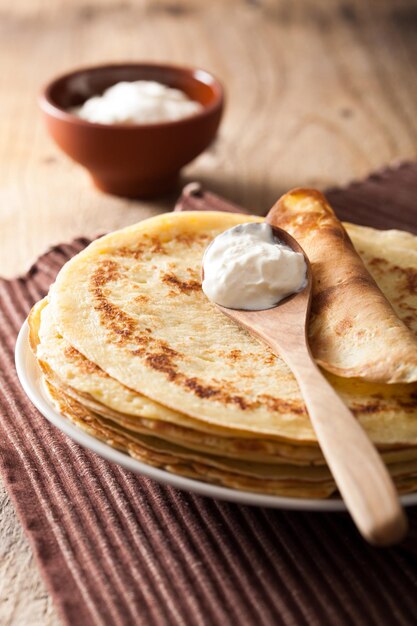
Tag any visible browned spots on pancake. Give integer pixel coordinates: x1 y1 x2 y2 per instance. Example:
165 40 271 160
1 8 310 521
131 347 147 358
134 294 150 304
90 260 137 343
395 303 417 332
334 317 353 336
397 391 417 410
148 237 168 255
258 394 307 415
174 232 210 247
63 345 106 377
226 349 243 362
369 258 417 295
63 345 80 360
262 353 278 366
95 300 136 341
351 402 385 416
131 336 151 355
142 349 293 412
404 267 417 295
151 358 304 412
276 211 320 237
398 401 417 412
142 339 180 381
395 300 414 310
351 392 417 415
402 315 416 329
89 261 184 379
145 353 178 381
218 348 277 367
368 257 389 268
116 245 147 260
161 271 201 294
115 233 209 262
231 395 250 410
183 378 250 409
116 236 168 260
90 259 121 286
156 342 179 357
186 267 200 279
183 377 221 399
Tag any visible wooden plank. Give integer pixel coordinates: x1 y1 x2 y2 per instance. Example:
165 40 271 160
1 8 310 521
0 481 55 626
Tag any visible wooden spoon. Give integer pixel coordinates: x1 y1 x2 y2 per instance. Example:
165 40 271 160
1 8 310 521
213 223 407 546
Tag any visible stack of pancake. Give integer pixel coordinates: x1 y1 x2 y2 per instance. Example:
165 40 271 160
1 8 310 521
28 190 417 499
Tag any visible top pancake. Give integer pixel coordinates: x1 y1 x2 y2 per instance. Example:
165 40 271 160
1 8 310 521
48 208 417 437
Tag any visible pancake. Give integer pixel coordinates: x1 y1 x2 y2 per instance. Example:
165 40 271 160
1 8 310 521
30 298 417 454
43 379 417 498
43 379 335 499
29 299 324 464
269 189 417 382
42 367 417 468
47 211 417 444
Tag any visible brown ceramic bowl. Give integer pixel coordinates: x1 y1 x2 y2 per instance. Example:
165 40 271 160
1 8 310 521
39 63 224 198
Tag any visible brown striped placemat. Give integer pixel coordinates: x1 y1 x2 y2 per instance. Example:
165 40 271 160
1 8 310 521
2 162 417 626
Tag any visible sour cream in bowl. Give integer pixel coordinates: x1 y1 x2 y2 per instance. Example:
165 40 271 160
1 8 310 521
71 80 203 125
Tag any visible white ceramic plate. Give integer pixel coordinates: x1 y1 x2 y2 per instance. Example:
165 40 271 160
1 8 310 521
15 319 417 511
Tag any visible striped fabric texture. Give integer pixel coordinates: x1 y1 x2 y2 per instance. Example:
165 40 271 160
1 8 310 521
1 163 417 626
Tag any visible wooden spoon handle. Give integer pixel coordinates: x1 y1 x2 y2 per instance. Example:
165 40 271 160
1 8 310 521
216 295 407 543
286 348 407 545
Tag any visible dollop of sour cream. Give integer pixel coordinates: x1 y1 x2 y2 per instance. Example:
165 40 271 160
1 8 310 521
202 223 307 311
70 80 203 125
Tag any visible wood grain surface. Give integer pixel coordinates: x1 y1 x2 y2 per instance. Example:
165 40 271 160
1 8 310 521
2 0 417 623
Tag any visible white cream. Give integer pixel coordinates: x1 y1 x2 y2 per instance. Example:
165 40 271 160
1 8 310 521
71 80 202 125
202 223 307 310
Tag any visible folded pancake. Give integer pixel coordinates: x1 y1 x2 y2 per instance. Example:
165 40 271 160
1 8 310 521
269 189 417 383
44 211 417 449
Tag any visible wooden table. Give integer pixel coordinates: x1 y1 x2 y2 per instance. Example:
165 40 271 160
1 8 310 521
1 0 417 622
